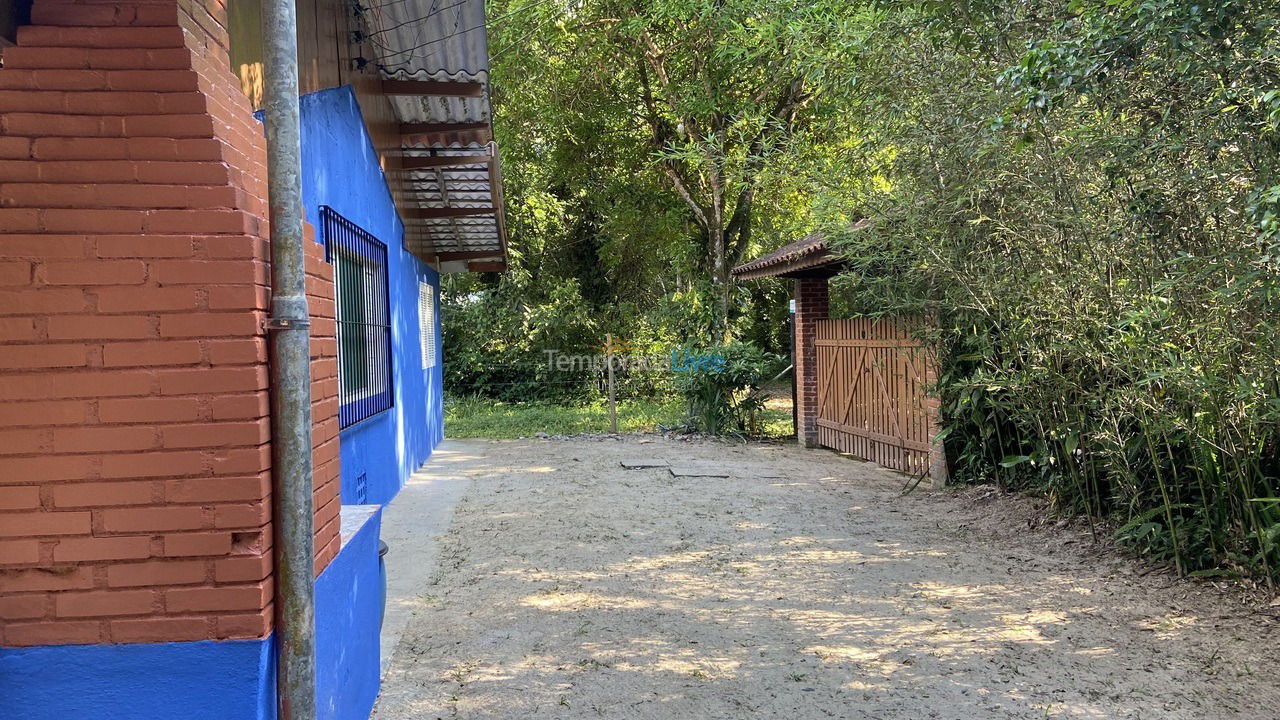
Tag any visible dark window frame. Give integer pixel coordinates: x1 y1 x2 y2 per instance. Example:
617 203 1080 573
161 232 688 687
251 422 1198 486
1 0 34 47
321 206 393 429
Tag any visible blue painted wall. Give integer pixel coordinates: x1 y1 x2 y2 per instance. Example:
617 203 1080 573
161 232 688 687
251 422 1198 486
297 86 444 506
315 509 384 720
0 637 274 720
0 509 385 720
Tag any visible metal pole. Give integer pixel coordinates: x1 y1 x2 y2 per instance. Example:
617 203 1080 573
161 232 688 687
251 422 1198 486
261 0 315 717
606 333 617 434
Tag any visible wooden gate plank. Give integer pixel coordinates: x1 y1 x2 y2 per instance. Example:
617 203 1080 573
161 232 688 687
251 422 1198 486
814 317 938 476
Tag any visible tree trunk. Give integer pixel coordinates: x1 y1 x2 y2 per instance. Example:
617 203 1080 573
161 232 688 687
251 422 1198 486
712 257 732 340
706 204 734 339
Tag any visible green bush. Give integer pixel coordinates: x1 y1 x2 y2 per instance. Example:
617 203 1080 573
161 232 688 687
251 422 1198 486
441 278 601 403
825 0 1280 584
673 342 780 435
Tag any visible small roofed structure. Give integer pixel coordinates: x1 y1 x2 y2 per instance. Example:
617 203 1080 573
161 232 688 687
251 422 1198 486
734 219 947 486
732 221 867 448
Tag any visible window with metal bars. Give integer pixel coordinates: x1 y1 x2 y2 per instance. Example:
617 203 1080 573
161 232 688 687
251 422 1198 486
321 206 393 428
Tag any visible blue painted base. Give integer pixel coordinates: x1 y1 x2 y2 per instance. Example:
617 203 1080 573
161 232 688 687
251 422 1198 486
315 506 383 720
0 637 275 720
1 509 385 720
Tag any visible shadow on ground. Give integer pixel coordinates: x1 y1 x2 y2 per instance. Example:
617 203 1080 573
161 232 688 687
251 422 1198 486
374 438 1279 720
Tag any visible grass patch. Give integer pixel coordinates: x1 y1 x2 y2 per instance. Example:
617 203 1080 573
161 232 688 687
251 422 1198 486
445 396 684 438
756 408 794 438
445 395 793 439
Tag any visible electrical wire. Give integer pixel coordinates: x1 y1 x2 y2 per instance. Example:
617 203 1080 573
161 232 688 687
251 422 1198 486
352 0 445 56
375 16 479 62
366 0 467 31
372 0 477 35
370 0 572 71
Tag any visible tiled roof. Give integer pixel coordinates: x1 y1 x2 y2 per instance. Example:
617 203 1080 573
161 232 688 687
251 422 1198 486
732 219 869 279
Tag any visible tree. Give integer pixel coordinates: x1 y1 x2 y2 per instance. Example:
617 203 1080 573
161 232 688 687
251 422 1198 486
467 0 1280 583
489 0 866 334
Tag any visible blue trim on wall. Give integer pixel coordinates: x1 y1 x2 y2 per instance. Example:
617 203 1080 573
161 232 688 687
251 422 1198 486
297 86 444 506
0 637 275 720
0 509 387 720
315 508 384 720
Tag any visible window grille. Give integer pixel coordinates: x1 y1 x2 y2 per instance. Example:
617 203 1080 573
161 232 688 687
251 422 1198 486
354 472 368 504
419 281 437 369
321 206 393 428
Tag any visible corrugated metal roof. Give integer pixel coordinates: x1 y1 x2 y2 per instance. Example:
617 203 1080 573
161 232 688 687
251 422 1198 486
361 0 506 271
390 93 489 127
367 0 490 79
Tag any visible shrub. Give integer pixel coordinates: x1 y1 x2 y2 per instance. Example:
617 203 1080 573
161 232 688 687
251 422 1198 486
673 342 780 435
826 0 1280 584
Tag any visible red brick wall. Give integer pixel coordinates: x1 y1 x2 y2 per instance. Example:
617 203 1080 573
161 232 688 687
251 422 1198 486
0 0 340 647
793 277 829 448
308 233 341 575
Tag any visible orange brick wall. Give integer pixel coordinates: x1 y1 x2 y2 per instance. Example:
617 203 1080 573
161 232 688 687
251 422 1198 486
0 0 341 647
794 277 829 448
308 231 341 576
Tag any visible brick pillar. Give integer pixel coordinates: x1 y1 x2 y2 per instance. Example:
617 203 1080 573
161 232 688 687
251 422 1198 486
307 233 342 575
793 277 828 448
0 0 339 647
924 353 948 489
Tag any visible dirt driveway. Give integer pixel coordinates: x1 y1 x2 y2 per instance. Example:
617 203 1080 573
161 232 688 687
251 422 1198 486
374 437 1278 719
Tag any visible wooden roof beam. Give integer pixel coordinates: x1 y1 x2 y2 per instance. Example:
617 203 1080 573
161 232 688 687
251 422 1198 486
403 207 497 219
382 79 485 97
437 250 502 261
487 144 509 253
399 154 492 170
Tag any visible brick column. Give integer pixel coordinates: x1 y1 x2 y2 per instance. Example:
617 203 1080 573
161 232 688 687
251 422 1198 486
307 232 342 575
924 353 948 489
0 0 339 647
793 277 828 448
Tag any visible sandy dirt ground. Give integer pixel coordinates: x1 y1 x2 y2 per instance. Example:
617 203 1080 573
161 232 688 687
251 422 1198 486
374 437 1279 720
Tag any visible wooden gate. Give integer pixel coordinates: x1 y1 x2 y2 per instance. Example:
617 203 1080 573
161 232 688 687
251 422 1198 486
815 317 938 477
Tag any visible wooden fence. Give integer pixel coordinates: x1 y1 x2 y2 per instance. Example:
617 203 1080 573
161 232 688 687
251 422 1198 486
814 317 942 480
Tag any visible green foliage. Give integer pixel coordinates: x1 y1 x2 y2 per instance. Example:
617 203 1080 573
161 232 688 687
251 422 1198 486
457 0 1279 584
442 276 601 401
450 0 876 402
486 0 872 336
827 0 1280 583
673 342 781 435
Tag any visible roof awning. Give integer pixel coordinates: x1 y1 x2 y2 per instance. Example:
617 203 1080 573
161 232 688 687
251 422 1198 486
731 219 868 280
361 0 507 272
